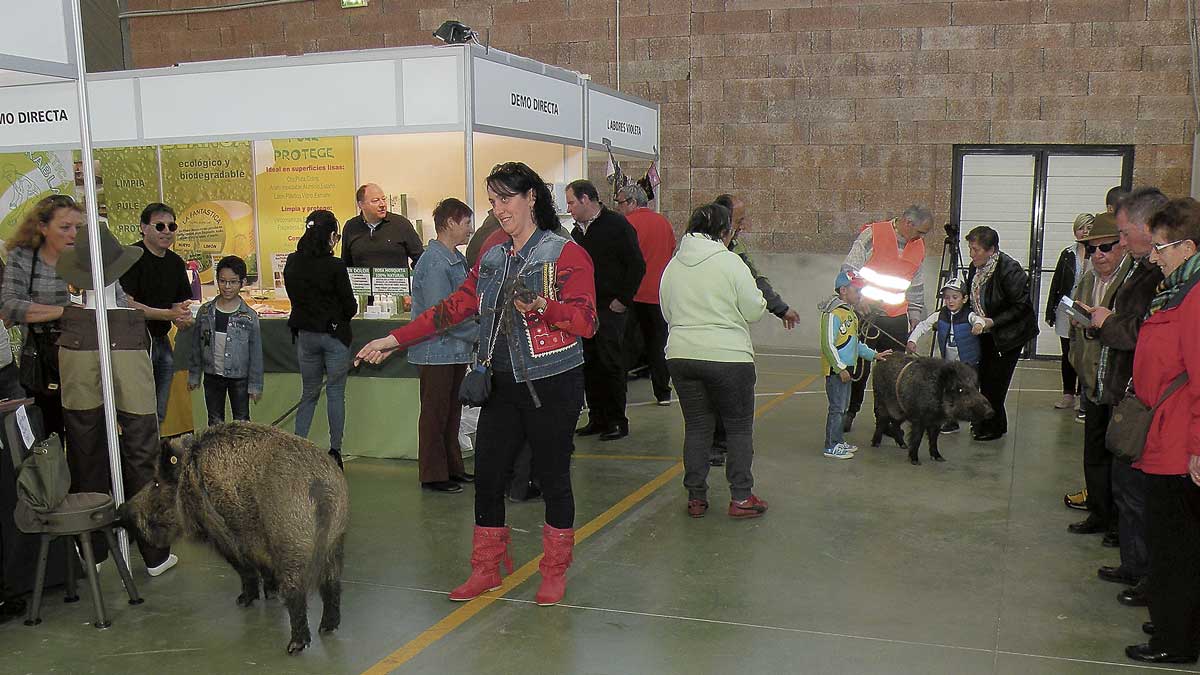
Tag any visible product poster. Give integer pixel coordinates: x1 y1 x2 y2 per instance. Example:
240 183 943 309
253 137 356 287
95 146 160 244
161 142 256 282
0 151 74 246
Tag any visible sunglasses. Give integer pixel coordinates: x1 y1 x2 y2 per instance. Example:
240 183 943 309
153 221 178 232
1085 241 1118 256
1152 239 1189 253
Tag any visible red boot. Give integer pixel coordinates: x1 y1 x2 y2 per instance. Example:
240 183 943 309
449 526 512 601
535 524 574 606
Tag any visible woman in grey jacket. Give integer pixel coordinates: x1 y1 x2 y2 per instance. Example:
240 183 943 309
409 198 476 493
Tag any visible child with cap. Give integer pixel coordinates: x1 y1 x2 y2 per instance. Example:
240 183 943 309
905 277 985 432
818 270 891 459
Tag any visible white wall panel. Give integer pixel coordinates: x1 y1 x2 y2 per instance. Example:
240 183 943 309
402 57 460 126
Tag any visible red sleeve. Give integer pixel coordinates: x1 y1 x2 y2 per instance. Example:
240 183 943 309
1184 295 1200 456
389 266 481 348
534 241 597 338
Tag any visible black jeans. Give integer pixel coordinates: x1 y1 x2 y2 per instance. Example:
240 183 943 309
632 302 671 402
974 334 1021 436
668 358 756 502
848 313 908 418
582 307 628 428
1146 474 1200 656
202 373 250 425
474 367 583 529
1112 457 1149 578
1082 398 1115 529
1059 337 1077 395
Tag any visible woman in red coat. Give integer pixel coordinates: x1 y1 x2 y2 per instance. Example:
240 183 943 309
1126 198 1200 664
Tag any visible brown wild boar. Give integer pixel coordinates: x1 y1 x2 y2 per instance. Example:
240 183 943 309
118 422 349 654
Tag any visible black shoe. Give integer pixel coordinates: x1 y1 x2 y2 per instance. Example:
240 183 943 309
576 422 606 436
1068 517 1106 534
450 472 475 483
1125 643 1197 664
507 482 542 503
1097 566 1138 585
599 423 629 442
843 413 855 433
972 430 1004 442
939 421 960 433
422 481 463 493
1102 531 1120 548
1143 622 1156 636
1118 581 1149 607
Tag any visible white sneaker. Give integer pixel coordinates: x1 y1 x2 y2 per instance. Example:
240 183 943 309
147 554 178 577
835 442 858 454
823 446 854 460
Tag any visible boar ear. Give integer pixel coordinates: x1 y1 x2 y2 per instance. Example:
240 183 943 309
159 437 186 482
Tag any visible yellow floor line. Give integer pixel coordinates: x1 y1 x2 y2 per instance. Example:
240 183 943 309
361 375 814 674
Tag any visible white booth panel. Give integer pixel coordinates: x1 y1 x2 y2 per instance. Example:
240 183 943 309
473 59 582 141
588 89 658 156
402 57 460 126
0 0 70 66
0 79 137 148
140 61 400 139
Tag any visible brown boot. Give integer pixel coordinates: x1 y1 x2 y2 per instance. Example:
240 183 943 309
535 524 574 606
449 526 512 602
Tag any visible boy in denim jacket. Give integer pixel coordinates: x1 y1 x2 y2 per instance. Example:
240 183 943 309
187 256 263 425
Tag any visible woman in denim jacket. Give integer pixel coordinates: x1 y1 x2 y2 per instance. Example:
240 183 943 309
187 256 263 425
409 198 477 493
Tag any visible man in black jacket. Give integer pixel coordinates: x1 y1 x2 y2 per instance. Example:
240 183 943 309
1080 187 1168 609
567 180 646 441
341 183 423 269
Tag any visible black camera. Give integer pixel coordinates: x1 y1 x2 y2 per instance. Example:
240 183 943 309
944 222 960 239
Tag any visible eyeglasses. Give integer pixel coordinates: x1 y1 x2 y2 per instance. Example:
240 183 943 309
153 221 178 232
1152 239 1189 253
615 199 629 206
1085 241 1119 256
216 278 242 287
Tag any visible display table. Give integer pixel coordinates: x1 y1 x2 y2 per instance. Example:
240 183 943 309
172 317 425 459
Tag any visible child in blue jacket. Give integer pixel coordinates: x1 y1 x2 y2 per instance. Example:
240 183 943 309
818 270 891 459
905 278 985 432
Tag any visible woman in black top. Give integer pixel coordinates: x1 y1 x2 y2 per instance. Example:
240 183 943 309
283 210 357 467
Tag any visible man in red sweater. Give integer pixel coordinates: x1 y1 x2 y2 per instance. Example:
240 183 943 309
616 184 677 405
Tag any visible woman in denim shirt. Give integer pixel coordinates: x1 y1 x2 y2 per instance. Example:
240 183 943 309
187 255 263 425
409 198 477 493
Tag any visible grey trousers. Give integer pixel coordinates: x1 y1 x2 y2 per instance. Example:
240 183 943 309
667 358 756 502
1112 457 1149 578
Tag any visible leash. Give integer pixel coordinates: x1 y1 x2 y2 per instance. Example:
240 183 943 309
894 359 917 418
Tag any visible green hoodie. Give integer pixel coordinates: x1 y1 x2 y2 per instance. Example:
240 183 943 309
660 233 767 363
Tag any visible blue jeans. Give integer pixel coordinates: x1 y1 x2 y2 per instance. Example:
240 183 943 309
150 334 175 423
825 374 850 450
294 330 350 450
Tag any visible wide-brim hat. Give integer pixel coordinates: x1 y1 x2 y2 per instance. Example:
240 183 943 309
1078 212 1119 242
56 223 143 290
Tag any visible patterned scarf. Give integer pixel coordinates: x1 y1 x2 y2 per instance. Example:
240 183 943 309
1147 252 1200 317
970 253 999 318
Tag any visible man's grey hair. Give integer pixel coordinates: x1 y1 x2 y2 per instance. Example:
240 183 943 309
1116 187 1169 227
617 184 649 207
901 205 933 228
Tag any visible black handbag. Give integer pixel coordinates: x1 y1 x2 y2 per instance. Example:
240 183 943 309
1107 372 1189 463
17 250 60 396
458 362 492 408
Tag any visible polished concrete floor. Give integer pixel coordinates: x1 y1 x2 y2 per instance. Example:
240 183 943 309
1 352 1192 674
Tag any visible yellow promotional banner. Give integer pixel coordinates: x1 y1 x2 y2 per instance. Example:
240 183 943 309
95 147 160 244
253 137 357 288
161 142 256 283
0 151 75 246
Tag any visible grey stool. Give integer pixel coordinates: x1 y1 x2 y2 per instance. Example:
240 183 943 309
3 401 142 628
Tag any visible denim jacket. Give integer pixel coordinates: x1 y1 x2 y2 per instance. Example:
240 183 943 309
477 228 584 382
187 297 264 394
408 240 475 366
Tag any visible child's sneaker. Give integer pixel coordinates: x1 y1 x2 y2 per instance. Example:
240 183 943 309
824 445 854 460
728 494 768 518
836 442 858 453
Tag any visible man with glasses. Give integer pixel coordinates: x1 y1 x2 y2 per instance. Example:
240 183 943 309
119 202 195 423
342 183 423 269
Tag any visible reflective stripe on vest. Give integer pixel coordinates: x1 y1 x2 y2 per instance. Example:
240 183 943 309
860 220 924 317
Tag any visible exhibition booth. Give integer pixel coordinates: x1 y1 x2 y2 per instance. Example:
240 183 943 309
0 40 661 458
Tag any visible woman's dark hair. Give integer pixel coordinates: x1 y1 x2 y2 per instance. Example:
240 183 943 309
140 202 175 225
433 198 473 233
686 203 732 241
965 225 999 252
216 255 248 281
1148 198 1200 246
485 162 559 231
714 194 736 212
296 210 339 256
1105 186 1126 210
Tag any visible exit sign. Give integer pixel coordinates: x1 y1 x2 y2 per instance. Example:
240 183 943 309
341 0 368 7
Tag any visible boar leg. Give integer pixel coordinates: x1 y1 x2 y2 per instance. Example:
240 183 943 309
907 423 923 465
870 399 887 448
318 535 345 634
928 427 945 462
234 564 261 607
283 579 312 654
260 567 279 600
